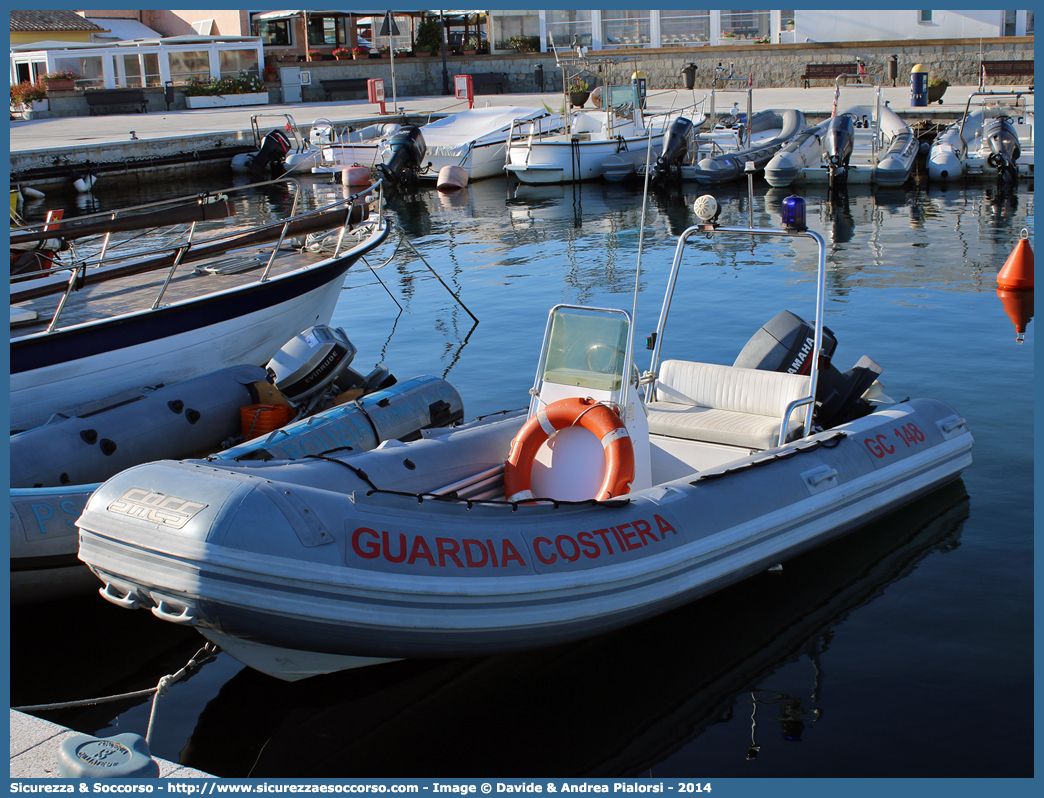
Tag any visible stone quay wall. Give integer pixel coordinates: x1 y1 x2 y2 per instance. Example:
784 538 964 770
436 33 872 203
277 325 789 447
288 37 1032 100
27 37 1033 119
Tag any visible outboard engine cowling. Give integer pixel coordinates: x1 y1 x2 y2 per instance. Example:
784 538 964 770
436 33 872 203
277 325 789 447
984 115 1021 189
377 126 427 186
734 310 882 429
248 128 293 181
823 114 855 191
650 117 695 183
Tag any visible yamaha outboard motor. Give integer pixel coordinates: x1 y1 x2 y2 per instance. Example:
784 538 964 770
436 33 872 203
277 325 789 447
733 310 883 429
823 114 855 193
248 128 292 181
377 126 427 187
984 115 1021 191
650 117 695 183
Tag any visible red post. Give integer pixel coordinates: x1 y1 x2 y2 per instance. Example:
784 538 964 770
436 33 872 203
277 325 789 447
454 74 474 109
367 78 387 114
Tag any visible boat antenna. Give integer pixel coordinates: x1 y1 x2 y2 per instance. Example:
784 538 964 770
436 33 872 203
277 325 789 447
629 119 658 372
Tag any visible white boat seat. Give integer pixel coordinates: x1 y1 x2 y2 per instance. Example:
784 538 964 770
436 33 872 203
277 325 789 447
646 359 810 450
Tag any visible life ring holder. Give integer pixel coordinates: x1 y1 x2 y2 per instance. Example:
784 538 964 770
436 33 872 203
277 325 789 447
504 396 635 502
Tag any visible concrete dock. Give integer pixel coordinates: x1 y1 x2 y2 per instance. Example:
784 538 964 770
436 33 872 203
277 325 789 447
10 84 1031 186
10 710 212 779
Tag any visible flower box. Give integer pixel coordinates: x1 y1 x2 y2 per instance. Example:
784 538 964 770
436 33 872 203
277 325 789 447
44 78 76 92
185 92 269 109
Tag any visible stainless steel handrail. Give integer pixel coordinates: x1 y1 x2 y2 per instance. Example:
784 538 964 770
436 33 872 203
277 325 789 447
649 221 828 438
34 179 384 331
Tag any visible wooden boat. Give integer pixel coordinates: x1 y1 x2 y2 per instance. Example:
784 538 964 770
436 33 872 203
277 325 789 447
928 91 1034 186
10 178 387 432
77 194 972 681
764 75 918 189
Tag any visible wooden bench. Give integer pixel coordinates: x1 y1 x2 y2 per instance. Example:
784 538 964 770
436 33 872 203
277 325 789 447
85 88 148 115
980 60 1034 85
801 63 857 88
320 78 370 101
467 72 508 94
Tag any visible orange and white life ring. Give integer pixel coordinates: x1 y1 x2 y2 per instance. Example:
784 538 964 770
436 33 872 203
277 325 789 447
504 397 635 502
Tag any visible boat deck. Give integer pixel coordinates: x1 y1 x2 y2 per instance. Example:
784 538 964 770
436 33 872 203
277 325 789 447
11 242 331 339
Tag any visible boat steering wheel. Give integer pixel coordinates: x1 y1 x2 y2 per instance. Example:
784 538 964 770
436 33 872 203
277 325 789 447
586 343 625 374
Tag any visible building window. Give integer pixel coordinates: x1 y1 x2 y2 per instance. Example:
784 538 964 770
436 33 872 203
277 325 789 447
54 55 104 88
1028 10 1034 33
168 50 212 84
720 10 770 40
219 49 260 79
601 10 650 49
307 16 345 47
494 10 539 51
254 20 292 47
780 10 796 30
1003 10 1017 36
119 53 161 87
545 10 592 49
918 10 933 24
660 9 711 46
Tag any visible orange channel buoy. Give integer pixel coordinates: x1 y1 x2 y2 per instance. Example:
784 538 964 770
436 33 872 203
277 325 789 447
997 229 1034 290
996 287 1034 343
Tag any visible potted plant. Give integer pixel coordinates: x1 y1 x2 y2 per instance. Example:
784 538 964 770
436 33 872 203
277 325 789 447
352 46 369 60
414 17 442 56
463 36 479 56
508 35 539 53
568 76 591 108
307 49 322 62
378 45 391 58
10 80 48 116
333 47 351 60
41 71 80 91
927 77 949 104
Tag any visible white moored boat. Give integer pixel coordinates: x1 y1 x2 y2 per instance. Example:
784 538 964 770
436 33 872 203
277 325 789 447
77 194 972 682
764 74 918 189
230 115 337 179
312 107 560 183
10 178 387 433
927 90 1034 187
505 50 706 185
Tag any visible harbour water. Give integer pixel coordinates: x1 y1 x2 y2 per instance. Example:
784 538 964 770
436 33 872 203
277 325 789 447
12 172 1033 778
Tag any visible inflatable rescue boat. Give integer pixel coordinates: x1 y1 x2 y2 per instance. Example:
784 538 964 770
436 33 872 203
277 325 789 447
77 195 973 681
13 326 462 604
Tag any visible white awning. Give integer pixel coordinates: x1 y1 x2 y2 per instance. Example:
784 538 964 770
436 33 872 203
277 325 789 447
86 18 162 42
252 10 303 23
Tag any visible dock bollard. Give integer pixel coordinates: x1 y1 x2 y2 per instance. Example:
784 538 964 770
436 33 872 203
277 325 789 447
57 732 160 778
910 63 928 107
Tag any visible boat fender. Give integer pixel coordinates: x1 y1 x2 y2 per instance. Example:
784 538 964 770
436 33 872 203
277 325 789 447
504 397 635 502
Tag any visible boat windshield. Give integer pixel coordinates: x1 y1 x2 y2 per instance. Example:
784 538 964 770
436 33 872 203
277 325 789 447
541 306 629 392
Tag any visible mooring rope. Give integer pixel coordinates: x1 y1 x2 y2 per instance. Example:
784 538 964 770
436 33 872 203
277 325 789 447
13 643 219 746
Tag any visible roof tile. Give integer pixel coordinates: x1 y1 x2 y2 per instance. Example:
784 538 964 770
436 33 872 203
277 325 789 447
10 10 105 32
